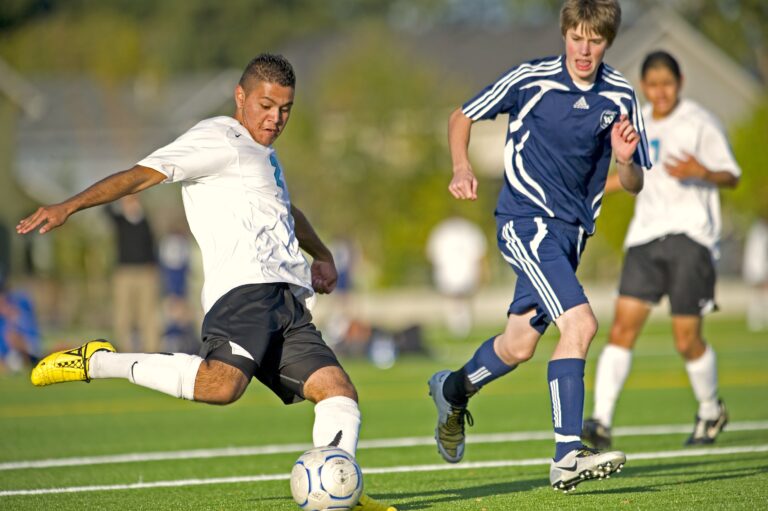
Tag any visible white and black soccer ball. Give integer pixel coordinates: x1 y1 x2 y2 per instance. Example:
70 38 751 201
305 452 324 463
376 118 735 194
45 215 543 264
290 446 363 511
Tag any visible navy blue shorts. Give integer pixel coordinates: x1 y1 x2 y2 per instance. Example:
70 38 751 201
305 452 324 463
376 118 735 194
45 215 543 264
496 216 589 334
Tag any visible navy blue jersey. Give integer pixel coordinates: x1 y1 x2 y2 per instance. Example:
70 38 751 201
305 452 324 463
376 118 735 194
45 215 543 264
463 55 651 234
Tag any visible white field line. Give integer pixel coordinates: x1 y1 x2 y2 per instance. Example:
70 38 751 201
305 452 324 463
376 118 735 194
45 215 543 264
2 444 767 497
2 420 767 472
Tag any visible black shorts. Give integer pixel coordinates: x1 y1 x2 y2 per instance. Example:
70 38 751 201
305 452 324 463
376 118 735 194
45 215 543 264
618 234 717 316
199 283 341 404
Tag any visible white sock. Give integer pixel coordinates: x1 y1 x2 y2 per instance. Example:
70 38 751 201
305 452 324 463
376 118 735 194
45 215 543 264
89 351 202 400
89 352 153 379
591 344 632 427
313 396 361 457
685 344 720 420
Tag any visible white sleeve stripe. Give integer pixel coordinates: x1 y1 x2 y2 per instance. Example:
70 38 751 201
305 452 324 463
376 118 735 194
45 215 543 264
602 75 633 91
463 57 562 118
465 68 562 120
464 60 561 118
604 68 631 86
463 57 561 114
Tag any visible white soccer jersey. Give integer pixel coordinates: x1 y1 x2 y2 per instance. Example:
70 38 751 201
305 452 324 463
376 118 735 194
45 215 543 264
138 116 312 313
623 99 740 257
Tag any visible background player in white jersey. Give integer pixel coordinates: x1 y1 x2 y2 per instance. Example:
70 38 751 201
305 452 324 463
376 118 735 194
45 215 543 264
428 0 650 493
582 50 739 450
17 54 395 511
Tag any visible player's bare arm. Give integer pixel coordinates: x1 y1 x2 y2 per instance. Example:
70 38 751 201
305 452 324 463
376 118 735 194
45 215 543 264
603 172 624 194
611 114 644 194
290 204 337 294
447 108 478 201
665 153 739 188
16 165 166 235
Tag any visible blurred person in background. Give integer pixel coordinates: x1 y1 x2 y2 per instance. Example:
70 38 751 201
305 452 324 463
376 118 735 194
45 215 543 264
428 0 650 492
583 50 740 451
742 212 768 332
106 195 161 352
18 53 395 511
426 216 487 338
0 283 42 373
159 226 197 353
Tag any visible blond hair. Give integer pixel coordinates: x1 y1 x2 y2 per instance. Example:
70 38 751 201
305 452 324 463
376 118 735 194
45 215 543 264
560 0 622 45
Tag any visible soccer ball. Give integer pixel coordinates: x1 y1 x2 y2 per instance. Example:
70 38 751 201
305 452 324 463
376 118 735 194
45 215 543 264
290 446 363 511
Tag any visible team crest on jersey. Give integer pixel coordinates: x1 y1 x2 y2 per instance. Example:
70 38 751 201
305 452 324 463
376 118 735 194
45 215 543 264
600 110 618 129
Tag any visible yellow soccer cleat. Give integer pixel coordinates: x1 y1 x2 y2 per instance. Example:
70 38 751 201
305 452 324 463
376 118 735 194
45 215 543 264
30 340 116 386
352 493 398 511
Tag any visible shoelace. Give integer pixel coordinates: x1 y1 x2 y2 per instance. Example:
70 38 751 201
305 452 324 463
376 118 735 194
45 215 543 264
576 446 600 457
445 407 474 434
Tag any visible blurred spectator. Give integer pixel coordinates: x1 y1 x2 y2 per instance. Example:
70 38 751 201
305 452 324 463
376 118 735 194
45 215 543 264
0 285 42 373
426 217 487 337
159 228 197 353
743 216 768 331
106 195 160 352
0 220 10 290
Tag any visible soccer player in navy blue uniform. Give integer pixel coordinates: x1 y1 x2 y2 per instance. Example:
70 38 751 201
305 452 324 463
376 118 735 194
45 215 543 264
428 0 651 492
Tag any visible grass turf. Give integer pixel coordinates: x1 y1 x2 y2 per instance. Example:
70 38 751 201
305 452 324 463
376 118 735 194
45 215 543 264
0 316 766 510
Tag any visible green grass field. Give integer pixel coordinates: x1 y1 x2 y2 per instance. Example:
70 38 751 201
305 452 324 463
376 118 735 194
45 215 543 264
1 316 767 510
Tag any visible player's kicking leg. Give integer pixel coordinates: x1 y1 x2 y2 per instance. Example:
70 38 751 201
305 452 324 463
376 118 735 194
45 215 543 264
31 340 239 402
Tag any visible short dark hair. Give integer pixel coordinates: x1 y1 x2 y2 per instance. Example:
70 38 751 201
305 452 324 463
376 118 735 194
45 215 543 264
239 53 295 90
560 0 622 46
641 50 682 81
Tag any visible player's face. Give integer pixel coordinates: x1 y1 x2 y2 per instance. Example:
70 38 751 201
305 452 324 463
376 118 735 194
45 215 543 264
235 81 294 146
641 66 681 119
564 24 608 86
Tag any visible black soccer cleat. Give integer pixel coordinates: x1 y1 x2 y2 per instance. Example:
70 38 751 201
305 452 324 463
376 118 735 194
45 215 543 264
582 417 612 450
685 400 728 446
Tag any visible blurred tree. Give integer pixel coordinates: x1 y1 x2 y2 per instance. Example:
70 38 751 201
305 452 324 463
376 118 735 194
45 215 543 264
726 99 768 222
280 25 496 286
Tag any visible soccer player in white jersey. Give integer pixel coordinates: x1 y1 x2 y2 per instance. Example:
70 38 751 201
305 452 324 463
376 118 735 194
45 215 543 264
18 54 396 511
428 0 652 492
582 50 739 450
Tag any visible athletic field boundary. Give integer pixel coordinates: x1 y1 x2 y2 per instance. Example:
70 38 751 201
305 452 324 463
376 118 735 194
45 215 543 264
1 444 767 497
1 420 767 472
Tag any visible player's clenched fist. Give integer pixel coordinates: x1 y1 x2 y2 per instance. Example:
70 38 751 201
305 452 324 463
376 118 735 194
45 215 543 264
610 114 640 164
448 167 478 201
16 204 72 235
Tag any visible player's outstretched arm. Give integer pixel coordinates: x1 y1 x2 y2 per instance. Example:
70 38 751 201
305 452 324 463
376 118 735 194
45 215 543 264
611 115 644 194
448 108 478 201
291 204 337 294
16 165 166 235
665 154 739 188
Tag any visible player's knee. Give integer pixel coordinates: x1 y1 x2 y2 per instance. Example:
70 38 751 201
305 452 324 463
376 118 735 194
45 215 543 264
304 365 358 403
572 313 598 347
674 334 704 359
497 340 536 363
195 360 249 405
609 322 635 348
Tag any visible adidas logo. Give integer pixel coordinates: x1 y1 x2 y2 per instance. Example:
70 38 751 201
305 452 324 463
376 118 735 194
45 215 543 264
573 96 590 110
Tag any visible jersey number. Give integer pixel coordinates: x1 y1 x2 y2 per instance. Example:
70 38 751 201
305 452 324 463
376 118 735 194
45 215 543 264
649 138 660 165
269 153 285 190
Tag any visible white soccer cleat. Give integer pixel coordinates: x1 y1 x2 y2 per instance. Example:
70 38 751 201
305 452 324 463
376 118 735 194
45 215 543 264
549 447 626 493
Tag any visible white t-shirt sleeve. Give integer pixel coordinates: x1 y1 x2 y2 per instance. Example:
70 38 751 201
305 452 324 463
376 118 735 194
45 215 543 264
697 116 741 177
137 122 234 183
